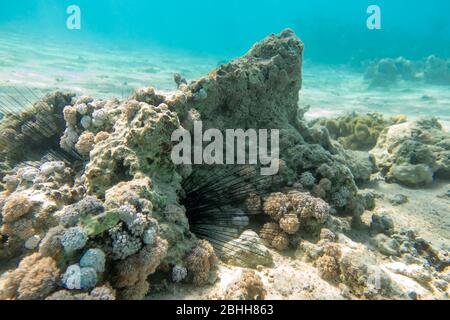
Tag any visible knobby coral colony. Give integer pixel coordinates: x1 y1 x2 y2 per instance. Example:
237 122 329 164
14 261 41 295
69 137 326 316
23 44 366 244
0 29 448 300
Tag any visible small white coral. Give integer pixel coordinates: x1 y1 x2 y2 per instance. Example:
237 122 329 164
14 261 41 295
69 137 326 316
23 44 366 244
75 103 90 115
80 115 92 129
61 264 98 290
172 265 188 283
109 225 142 260
92 109 108 128
60 127 79 151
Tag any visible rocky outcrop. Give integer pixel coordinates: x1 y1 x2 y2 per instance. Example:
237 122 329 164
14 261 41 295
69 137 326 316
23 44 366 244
371 118 450 187
365 55 450 87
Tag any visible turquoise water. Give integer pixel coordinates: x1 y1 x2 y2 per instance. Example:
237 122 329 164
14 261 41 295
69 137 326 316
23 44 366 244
0 1 449 120
1 0 450 63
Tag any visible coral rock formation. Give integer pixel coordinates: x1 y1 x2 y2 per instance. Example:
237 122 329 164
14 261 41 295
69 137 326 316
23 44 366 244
371 117 450 187
1 29 447 301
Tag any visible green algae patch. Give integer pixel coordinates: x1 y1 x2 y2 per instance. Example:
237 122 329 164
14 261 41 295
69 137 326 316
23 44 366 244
81 210 120 237
315 113 407 151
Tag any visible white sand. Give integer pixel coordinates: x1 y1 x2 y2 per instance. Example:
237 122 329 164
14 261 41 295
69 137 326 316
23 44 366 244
0 31 223 99
301 63 450 123
1 31 449 125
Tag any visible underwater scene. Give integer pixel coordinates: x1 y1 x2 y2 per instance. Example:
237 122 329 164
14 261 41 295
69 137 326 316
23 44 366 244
0 0 449 302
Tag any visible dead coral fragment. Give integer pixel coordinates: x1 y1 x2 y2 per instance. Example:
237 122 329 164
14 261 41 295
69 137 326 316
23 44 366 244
224 270 267 300
186 240 218 286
